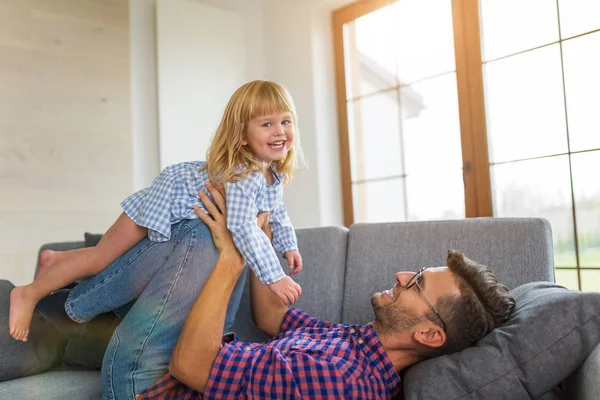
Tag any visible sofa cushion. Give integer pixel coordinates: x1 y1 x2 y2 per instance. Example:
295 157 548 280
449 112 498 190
402 282 600 400
62 312 118 370
35 235 117 370
84 233 103 248
231 226 349 341
0 280 67 380
342 218 554 325
0 370 102 400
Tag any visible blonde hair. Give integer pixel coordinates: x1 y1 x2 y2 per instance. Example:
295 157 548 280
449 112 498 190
203 80 305 185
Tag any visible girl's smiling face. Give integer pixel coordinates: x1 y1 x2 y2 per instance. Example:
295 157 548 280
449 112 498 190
243 112 295 164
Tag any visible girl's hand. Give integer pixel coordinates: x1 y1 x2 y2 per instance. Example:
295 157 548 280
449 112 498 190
286 251 303 275
267 276 302 305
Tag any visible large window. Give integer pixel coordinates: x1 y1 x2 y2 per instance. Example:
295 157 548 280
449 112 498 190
333 0 600 291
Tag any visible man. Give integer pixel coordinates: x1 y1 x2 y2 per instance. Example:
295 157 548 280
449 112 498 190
137 182 516 399
0 183 515 399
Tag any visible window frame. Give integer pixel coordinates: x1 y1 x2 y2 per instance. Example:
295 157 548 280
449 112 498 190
332 0 493 227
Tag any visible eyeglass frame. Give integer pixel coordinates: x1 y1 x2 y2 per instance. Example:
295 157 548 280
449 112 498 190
405 266 447 332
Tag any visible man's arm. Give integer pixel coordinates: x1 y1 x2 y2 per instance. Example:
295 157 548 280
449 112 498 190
168 182 245 393
249 213 291 337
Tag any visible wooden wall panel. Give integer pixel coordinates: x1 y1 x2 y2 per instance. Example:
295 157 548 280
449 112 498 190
0 0 131 284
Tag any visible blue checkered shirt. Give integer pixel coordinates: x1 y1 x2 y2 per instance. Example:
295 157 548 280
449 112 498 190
121 161 297 284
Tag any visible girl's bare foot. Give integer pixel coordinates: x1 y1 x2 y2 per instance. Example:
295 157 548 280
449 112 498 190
36 249 56 279
9 286 37 342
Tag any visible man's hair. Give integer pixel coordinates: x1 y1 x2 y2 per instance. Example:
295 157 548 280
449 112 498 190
426 250 516 358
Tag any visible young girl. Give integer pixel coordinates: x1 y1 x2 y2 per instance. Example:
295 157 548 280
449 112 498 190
10 80 305 342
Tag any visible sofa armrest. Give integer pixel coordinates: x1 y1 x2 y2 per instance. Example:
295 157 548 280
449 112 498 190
565 342 600 400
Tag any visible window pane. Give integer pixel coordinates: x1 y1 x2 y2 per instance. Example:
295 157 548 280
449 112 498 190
347 92 403 182
571 150 600 267
406 171 465 221
485 45 568 163
402 74 463 174
555 269 580 290
491 156 576 266
353 179 406 223
580 270 600 292
394 0 455 84
562 32 600 152
346 4 396 99
480 0 559 61
558 0 600 39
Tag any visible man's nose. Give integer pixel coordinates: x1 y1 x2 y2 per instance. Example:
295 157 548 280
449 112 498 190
395 272 414 288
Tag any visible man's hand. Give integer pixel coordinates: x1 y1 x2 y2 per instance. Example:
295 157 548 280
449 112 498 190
194 182 241 264
267 276 302 305
285 250 302 275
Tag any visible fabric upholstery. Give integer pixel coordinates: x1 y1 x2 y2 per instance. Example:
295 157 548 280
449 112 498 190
84 233 103 248
402 282 600 400
342 218 554 324
0 370 101 400
231 226 349 341
4 217 599 400
0 280 67 381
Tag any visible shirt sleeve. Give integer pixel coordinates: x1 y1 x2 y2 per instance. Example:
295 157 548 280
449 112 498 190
270 198 299 255
226 181 286 285
121 167 174 242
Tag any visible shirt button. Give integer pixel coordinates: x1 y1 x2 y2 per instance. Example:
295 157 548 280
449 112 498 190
295 340 302 345
244 346 251 351
358 339 364 344
350 328 356 334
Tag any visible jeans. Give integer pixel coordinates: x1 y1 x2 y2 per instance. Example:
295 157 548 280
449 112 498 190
64 219 247 400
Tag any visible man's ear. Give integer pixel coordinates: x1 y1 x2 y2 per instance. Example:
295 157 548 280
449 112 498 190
413 320 446 349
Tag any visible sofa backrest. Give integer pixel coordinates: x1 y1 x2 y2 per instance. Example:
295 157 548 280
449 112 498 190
36 218 554 341
231 226 349 341
341 217 554 325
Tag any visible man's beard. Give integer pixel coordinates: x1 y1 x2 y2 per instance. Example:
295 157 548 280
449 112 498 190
371 295 423 336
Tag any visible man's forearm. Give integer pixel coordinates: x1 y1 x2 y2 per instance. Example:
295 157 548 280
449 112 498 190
249 269 288 337
169 250 245 392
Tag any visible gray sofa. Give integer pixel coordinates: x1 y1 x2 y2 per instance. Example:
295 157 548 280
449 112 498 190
1 217 599 399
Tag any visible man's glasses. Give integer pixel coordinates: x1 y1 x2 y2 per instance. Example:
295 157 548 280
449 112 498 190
405 266 447 332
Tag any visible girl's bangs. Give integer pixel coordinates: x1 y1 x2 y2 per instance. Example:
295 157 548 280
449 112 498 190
246 85 294 121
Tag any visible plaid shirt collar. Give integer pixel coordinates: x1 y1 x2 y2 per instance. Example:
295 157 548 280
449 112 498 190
355 323 401 389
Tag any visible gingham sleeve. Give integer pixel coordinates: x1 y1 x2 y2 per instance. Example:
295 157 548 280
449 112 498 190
226 180 286 285
270 199 298 255
121 167 174 242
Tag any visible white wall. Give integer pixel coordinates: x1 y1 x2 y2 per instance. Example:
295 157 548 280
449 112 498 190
156 0 345 228
310 1 344 227
155 0 248 168
261 0 344 227
0 0 347 284
0 0 132 284
130 0 160 190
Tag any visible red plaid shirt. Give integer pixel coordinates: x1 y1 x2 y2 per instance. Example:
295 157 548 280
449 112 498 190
137 308 401 399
